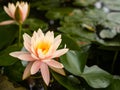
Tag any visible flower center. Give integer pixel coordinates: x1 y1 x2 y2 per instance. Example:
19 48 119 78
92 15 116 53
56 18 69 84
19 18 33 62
37 41 51 55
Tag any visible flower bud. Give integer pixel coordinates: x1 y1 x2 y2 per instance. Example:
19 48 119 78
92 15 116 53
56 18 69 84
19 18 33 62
2 1 29 24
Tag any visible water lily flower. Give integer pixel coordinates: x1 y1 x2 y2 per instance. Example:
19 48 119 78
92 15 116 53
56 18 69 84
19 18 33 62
0 1 29 25
10 29 68 85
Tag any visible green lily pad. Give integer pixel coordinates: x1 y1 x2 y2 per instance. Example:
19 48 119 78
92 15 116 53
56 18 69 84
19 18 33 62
60 50 89 75
96 35 120 46
61 34 80 50
81 65 113 88
23 18 48 34
51 71 82 90
31 0 60 10
0 25 18 50
100 0 120 10
59 23 96 41
99 29 117 39
0 45 20 66
45 8 73 20
107 13 120 24
106 76 120 90
73 0 97 6
4 61 24 81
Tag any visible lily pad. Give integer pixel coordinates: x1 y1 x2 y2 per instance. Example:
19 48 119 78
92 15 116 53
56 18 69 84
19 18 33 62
96 35 120 46
107 13 120 24
106 76 120 90
0 25 18 50
100 0 120 10
0 45 20 66
81 65 113 88
73 0 97 6
60 50 89 75
31 0 60 10
23 18 48 34
45 8 73 20
99 29 117 39
51 71 82 90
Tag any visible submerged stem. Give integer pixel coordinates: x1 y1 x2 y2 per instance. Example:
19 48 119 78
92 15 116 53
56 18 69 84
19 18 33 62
111 51 119 73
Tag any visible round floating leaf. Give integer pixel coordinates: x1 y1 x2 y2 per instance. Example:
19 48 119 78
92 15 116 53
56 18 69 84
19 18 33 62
45 8 73 20
106 76 120 90
23 18 48 34
81 65 113 88
61 34 80 50
31 0 60 10
85 9 107 24
59 23 96 41
73 0 97 6
67 75 81 84
0 25 18 50
99 29 117 39
4 61 24 81
101 0 120 10
60 49 89 75
96 35 120 46
107 13 120 24
0 11 11 21
0 45 20 66
62 9 83 23
51 71 82 90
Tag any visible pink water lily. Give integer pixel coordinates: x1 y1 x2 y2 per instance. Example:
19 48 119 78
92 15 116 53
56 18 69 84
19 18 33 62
10 29 68 85
0 1 29 25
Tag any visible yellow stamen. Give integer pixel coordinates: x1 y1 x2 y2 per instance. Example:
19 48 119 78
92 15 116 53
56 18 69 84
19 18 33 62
36 41 51 55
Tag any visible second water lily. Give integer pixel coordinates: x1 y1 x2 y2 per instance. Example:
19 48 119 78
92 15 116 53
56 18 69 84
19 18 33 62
10 29 69 85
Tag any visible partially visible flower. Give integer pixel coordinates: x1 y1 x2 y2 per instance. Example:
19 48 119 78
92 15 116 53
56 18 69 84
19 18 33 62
0 1 29 25
10 28 68 85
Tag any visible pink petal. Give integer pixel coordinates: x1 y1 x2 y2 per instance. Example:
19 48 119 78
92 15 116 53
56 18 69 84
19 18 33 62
37 28 44 38
31 32 40 49
23 62 33 80
45 36 61 57
31 45 39 58
31 46 36 55
49 66 65 76
52 49 69 58
21 3 29 22
8 3 16 18
45 45 54 58
16 1 20 6
44 59 64 68
32 29 44 42
31 61 41 74
45 31 53 38
0 20 15 25
23 33 31 52
52 38 61 51
54 35 61 43
9 51 36 61
31 53 39 60
37 49 45 59
47 35 61 53
32 31 37 41
45 31 54 43
4 6 13 18
40 63 50 86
